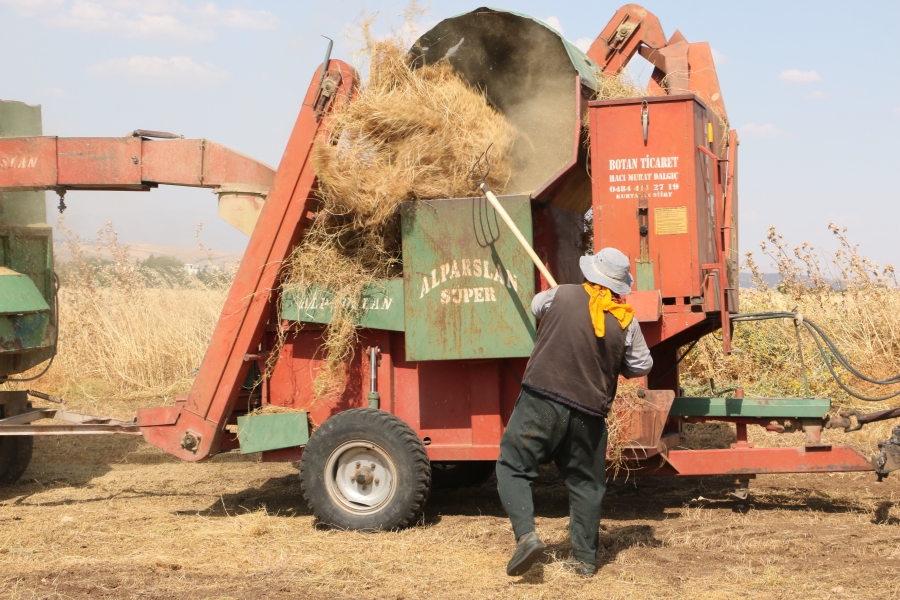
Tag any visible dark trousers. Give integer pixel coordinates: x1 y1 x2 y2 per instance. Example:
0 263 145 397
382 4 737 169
496 387 608 564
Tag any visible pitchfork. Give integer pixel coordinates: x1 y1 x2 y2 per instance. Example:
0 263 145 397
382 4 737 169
468 145 558 288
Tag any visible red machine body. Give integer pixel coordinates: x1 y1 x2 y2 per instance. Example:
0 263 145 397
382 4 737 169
0 5 876 481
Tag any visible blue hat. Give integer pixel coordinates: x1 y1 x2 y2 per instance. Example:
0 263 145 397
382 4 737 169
579 248 633 295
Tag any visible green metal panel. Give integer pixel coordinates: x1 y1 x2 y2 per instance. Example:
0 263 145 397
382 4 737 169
281 279 404 331
671 397 831 419
0 268 49 313
0 100 46 226
636 261 655 291
237 412 309 454
401 195 537 361
0 100 55 376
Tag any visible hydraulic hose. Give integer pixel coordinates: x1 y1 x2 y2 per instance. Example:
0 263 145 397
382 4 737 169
730 311 900 402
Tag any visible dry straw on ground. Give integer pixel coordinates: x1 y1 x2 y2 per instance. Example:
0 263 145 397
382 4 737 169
281 33 517 397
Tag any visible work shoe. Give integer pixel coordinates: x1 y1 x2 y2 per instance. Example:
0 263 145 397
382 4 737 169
506 532 546 576
561 559 598 578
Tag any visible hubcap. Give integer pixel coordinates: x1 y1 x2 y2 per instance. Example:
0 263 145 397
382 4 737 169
325 441 396 514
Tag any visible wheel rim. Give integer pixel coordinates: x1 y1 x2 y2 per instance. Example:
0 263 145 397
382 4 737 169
325 440 397 515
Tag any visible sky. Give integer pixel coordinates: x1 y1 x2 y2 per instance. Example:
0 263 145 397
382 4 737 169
1 0 899 271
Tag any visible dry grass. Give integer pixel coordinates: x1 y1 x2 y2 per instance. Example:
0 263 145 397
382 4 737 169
2 222 900 596
281 31 517 396
682 224 900 419
1 433 898 599
1 222 230 410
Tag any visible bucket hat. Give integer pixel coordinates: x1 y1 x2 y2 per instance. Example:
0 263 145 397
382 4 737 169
579 248 633 295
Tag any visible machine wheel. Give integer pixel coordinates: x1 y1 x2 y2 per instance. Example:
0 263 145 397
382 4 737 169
0 437 33 485
431 461 496 489
299 408 431 531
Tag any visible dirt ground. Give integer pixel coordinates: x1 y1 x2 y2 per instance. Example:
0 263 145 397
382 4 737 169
1 431 899 600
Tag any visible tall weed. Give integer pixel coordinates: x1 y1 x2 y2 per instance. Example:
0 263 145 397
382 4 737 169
682 224 900 411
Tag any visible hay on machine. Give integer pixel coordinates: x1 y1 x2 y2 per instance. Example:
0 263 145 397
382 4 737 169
281 13 650 398
281 35 516 396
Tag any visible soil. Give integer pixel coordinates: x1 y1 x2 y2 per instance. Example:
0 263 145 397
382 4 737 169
1 434 899 599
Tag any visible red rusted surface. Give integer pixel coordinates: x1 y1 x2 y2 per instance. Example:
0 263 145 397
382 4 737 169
3 6 873 484
202 141 275 188
0 137 273 191
140 139 204 186
587 4 667 75
590 95 723 349
0 136 57 189
665 446 874 476
57 137 143 188
138 62 357 461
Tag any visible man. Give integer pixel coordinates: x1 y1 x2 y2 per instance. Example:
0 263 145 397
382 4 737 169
496 247 653 578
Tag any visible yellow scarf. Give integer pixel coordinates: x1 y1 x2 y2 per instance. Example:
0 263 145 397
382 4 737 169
582 283 634 338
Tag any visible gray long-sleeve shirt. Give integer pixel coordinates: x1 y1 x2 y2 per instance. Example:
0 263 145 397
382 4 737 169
531 287 653 378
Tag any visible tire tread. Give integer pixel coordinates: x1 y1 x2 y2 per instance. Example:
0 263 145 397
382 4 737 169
299 408 431 530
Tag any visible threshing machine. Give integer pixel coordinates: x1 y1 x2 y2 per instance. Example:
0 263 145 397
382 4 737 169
1 6 898 530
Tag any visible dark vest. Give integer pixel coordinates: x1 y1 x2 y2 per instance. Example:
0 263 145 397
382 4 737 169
522 284 626 418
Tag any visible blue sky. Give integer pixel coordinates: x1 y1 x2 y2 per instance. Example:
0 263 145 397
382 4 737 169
1 1 899 271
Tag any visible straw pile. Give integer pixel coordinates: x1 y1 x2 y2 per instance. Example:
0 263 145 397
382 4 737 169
281 36 517 396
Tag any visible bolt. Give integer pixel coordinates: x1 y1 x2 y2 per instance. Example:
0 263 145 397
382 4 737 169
356 462 361 468
370 463 376 469
375 479 380 485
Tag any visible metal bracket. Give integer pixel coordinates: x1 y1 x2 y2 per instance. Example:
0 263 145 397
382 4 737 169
872 425 900 481
180 431 202 454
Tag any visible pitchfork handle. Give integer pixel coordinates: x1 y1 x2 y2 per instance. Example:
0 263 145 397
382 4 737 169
479 184 558 288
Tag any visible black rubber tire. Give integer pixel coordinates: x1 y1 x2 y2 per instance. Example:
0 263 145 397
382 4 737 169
299 408 431 531
0 436 33 485
431 461 496 489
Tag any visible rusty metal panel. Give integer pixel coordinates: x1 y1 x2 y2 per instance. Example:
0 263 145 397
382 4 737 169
401 195 536 361
590 95 709 301
57 137 142 187
665 446 873 476
0 137 57 190
141 139 203 185
616 389 674 449
203 141 276 188
629 290 661 322
139 61 358 462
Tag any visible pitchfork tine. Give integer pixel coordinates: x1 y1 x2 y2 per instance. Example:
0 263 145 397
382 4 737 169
467 143 494 192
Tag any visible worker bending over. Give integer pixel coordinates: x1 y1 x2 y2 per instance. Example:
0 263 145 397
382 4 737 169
497 247 653 578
